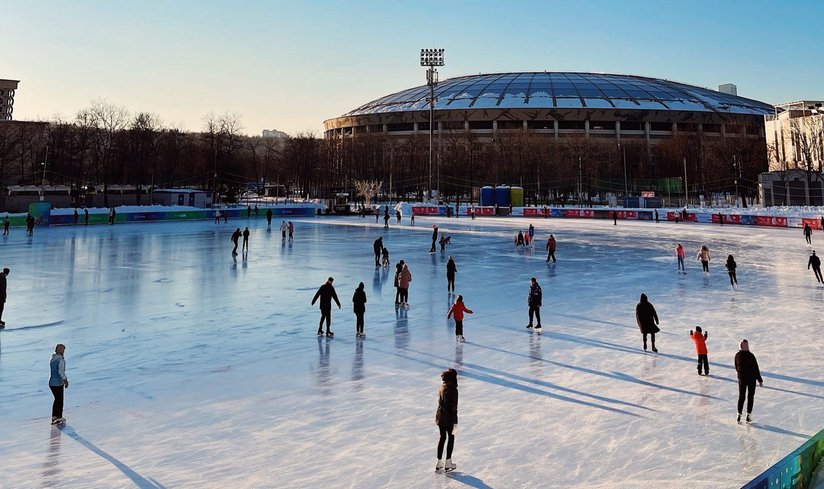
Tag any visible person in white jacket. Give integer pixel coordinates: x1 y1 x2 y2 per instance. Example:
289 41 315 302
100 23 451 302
49 344 69 424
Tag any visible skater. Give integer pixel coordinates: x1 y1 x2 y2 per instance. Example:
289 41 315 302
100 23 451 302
546 234 557 262
398 263 412 307
612 210 617 226
280 220 287 240
524 232 531 246
288 221 294 241
254 205 259 218
515 231 525 246
396 209 402 225
266 208 273 226
311 277 341 337
654 209 659 223
804 223 813 245
735 339 763 423
676 244 686 272
439 234 451 252
635 293 660 352
381 247 390 268
376 209 380 223
242 227 250 251
725 255 738 287
3 215 9 235
26 214 35 236
384 208 390 229
689 326 709 375
49 343 69 425
446 256 457 293
73 208 79 225
454 203 459 218
528 224 535 242
447 295 473 342
808 250 823 283
411 213 415 226
352 282 367 338
215 209 221 223
246 205 251 218
470 206 475 220
430 225 438 253
223 210 228 223
373 237 384 267
0 267 9 327
697 245 711 273
434 368 458 472
394 260 405 305
525 277 542 332
231 228 242 255
84 208 89 225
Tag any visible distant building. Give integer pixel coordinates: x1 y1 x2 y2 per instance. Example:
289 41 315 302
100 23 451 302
262 129 288 138
718 84 737 96
0 79 20 121
764 100 824 171
758 169 824 206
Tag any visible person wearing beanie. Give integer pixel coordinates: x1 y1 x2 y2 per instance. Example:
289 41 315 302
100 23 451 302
434 368 458 472
689 326 709 375
734 339 763 423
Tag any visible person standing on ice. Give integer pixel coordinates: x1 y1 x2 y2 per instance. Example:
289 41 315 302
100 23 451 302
0 267 9 327
381 247 390 268
446 256 457 294
2 215 8 235
735 339 763 423
434 368 459 473
288 221 294 241
398 263 412 307
689 326 709 375
214 209 221 223
312 277 341 337
73 208 79 225
246 205 252 218
635 293 660 352
725 255 738 287
430 225 438 253
352 282 367 338
394 260 405 305
808 250 823 283
396 209 402 225
242 227 250 251
84 208 89 225
526 277 543 332
280 220 287 240
546 234 557 262
447 295 473 342
676 244 686 273
804 223 813 245
383 208 390 229
515 231 525 247
266 208 273 227
231 228 242 255
49 343 69 425
373 237 383 267
697 245 711 273
528 224 535 242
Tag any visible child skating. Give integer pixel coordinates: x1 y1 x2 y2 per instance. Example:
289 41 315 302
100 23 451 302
447 295 473 342
689 326 710 375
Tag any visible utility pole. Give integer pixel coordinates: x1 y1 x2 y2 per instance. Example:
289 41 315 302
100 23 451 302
683 157 689 207
420 48 444 203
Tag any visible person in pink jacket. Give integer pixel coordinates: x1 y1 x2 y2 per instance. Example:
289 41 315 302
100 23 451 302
398 264 412 307
447 295 474 342
676 243 686 273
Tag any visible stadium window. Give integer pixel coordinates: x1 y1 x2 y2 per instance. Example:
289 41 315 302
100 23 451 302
496 120 522 130
589 121 614 131
558 121 585 130
527 120 555 130
468 121 493 130
649 122 672 132
387 123 414 132
620 122 643 131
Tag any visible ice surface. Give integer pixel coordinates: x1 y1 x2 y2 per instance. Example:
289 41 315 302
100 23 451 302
1 216 822 488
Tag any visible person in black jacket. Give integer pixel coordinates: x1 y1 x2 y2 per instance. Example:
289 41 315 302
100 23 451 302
435 368 459 472
804 223 813 245
735 339 763 423
394 260 405 305
312 277 341 337
242 227 250 251
446 256 457 294
0 267 9 327
430 225 438 253
373 237 383 267
809 251 823 283
231 228 242 255
725 255 738 287
635 293 660 352
352 282 367 338
526 277 543 332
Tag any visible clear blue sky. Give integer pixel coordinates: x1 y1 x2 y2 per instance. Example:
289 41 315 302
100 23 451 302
3 0 822 136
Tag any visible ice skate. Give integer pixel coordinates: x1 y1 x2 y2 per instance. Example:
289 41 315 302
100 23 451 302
317 330 323 336
460 335 466 342
325 331 334 338
737 413 741 423
746 414 752 423
444 459 456 472
526 324 533 329
535 327 542 334
435 460 444 472
651 347 658 353
51 417 66 425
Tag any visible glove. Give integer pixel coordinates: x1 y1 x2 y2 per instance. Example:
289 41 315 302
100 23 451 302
451 424 459 435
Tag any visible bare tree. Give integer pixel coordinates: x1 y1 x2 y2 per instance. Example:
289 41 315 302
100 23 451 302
88 99 129 207
353 179 383 209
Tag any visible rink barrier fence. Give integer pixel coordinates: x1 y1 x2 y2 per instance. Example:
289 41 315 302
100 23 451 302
741 427 824 489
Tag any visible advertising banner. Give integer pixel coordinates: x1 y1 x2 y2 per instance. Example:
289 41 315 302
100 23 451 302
756 216 788 227
637 211 653 220
801 217 823 230
694 213 713 223
740 215 757 225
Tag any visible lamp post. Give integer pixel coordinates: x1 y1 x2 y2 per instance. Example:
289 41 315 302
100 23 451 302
40 144 48 201
420 48 444 203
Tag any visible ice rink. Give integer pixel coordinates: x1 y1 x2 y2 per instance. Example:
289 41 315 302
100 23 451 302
1 214 822 488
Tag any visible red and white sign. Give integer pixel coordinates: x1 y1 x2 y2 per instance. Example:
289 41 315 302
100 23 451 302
412 206 439 215
756 216 787 227
641 191 655 198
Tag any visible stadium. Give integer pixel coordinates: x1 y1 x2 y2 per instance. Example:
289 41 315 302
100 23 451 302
323 72 775 204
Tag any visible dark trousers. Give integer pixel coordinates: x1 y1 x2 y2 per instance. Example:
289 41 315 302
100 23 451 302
697 354 709 374
447 274 455 293
375 252 380 266
355 312 364 334
528 305 541 327
701 260 709 273
395 287 401 304
242 238 248 250
643 332 656 349
728 270 737 286
50 385 64 418
318 308 332 333
806 235 812 244
455 320 463 337
737 380 757 414
399 288 409 304
547 251 556 262
814 267 823 283
0 301 4 321
437 424 455 460
677 257 684 271
232 241 238 254
430 239 436 252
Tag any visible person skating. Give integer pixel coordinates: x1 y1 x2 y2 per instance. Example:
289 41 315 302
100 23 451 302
676 244 686 273
3 215 9 235
809 250 823 283
352 282 367 338
231 228 242 255
612 211 617 225
214 209 222 223
108 207 116 225
439 234 451 252
635 293 660 352
804 223 813 245
689 326 710 375
726 255 738 287
398 263 412 307
654 209 659 223
280 220 287 240
411 213 415 226
515 231 525 247
735 339 763 423
394 260 405 305
84 208 89 225
434 368 459 472
288 221 294 241
266 208 273 227
373 237 383 267
430 225 438 253
254 205 259 218
526 277 543 333
26 214 35 236
223 211 228 223
697 245 711 273
383 208 390 229
242 227 250 251
311 277 341 337
447 295 473 342
546 234 557 262
381 247 390 268
528 224 535 243
446 256 457 293
247 205 252 218
396 209 402 225
73 208 79 225
49 343 69 425
0 268 9 327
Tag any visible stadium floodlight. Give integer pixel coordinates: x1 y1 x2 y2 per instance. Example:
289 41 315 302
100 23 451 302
420 48 445 201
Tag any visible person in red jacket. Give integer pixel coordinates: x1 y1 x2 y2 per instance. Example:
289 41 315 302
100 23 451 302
689 326 709 375
546 234 557 262
447 295 473 342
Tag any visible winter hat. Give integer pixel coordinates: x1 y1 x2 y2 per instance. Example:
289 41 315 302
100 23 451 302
695 326 702 333
740 339 749 351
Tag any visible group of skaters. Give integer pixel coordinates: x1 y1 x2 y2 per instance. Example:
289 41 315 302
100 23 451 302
227 220 295 255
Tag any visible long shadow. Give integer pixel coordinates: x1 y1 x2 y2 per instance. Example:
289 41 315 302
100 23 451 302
705 374 824 400
449 472 495 488
749 423 810 439
554 313 679 337
61 426 166 488
5 320 64 332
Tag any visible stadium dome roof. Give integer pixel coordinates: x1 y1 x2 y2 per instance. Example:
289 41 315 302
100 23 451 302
343 72 774 117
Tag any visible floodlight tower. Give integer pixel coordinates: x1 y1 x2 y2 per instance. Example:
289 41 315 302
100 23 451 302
420 48 444 202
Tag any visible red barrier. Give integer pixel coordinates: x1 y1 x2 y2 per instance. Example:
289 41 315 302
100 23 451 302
412 206 440 215
756 216 787 227
564 209 581 217
523 208 539 217
726 215 741 224
802 218 823 230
